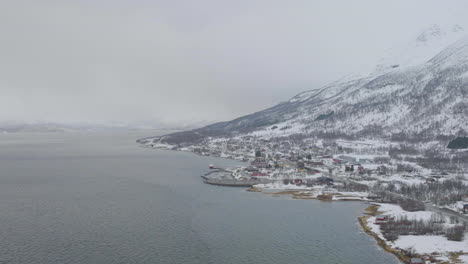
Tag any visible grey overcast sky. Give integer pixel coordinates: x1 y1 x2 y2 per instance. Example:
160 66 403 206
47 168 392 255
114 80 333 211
1 0 468 127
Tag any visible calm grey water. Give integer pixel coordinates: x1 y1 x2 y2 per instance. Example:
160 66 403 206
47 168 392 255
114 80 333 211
0 132 399 264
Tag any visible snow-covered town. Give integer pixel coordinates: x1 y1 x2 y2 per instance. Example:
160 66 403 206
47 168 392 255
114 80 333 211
143 135 468 264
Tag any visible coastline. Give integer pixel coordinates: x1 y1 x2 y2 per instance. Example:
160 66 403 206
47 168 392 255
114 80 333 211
359 204 468 264
244 187 468 264
138 144 250 163
140 144 468 264
139 145 404 262
358 205 410 264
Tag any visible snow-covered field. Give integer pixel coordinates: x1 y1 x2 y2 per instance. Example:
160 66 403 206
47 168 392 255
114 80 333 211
374 203 435 221
394 235 468 254
459 255 468 263
366 203 468 263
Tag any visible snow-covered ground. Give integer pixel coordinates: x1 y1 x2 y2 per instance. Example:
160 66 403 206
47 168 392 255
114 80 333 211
245 120 308 140
254 182 314 191
459 255 468 263
252 183 369 200
394 235 468 254
374 24 465 75
373 203 435 221
366 203 468 263
378 174 427 186
444 201 468 214
336 140 395 151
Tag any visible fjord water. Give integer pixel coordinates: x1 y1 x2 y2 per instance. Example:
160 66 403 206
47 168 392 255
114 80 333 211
0 132 399 264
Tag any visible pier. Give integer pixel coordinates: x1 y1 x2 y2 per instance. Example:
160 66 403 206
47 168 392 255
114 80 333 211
202 177 274 187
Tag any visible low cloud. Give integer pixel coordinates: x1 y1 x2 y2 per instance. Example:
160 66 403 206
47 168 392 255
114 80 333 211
1 0 467 126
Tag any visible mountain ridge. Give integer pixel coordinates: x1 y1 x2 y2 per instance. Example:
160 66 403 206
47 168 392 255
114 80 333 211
140 30 468 146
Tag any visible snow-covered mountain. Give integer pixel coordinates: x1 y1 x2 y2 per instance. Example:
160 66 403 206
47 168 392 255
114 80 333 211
142 26 468 145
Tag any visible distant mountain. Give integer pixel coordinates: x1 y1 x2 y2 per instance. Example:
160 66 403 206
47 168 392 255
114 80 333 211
0 123 82 133
0 122 162 133
141 25 468 146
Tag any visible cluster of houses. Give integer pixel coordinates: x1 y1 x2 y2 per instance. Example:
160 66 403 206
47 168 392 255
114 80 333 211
171 135 466 204
206 149 338 186
188 136 459 188
187 136 331 163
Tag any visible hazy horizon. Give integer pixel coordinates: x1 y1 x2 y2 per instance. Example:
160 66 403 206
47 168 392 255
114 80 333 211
2 0 468 128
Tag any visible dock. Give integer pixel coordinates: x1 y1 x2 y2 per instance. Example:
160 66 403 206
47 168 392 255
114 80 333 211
201 169 274 187
202 177 274 187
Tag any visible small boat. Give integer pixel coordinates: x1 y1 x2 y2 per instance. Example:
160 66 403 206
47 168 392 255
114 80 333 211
209 164 215 169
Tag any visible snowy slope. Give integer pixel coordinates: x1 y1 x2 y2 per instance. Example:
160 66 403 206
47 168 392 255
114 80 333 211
375 24 465 74
143 26 468 145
